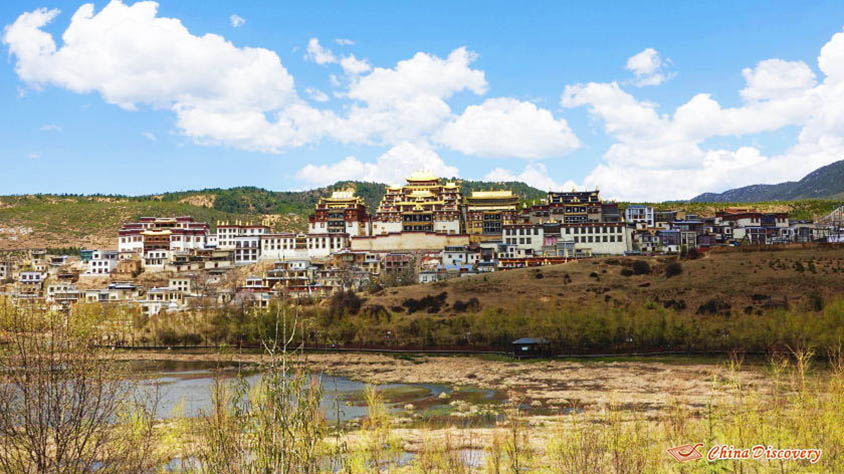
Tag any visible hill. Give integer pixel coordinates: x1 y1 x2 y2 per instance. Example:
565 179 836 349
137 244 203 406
691 159 844 202
362 245 844 322
0 180 545 250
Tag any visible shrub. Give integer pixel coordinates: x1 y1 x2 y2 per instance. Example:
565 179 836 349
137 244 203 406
805 292 824 312
402 292 448 314
664 262 683 278
697 298 731 315
620 268 634 277
453 297 480 313
329 290 363 319
631 260 651 275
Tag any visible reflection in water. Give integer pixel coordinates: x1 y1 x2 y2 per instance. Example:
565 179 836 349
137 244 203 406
128 360 455 421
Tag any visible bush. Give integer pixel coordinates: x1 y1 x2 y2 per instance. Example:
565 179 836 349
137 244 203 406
805 292 824 312
664 262 683 278
402 292 448 314
632 260 651 275
620 268 634 277
697 298 731 315
453 297 480 313
328 290 363 319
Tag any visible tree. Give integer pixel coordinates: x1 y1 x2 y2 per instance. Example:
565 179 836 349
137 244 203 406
0 300 161 474
190 306 328 473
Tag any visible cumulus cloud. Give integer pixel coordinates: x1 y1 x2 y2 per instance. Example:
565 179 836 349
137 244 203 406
740 59 816 101
28 152 41 159
305 87 329 102
305 37 336 64
340 54 371 75
437 98 580 158
39 123 61 132
626 48 673 86
229 14 245 28
332 47 488 145
296 142 458 186
142 131 157 141
2 1 310 152
335 38 354 46
560 30 844 201
3 3 582 168
484 163 577 192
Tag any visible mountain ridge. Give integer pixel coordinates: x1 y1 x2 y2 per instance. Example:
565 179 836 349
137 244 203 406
691 159 844 202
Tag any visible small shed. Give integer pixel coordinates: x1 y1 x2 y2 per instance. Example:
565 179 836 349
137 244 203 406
512 337 550 358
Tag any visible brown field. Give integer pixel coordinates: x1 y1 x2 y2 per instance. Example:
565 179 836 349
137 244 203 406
363 244 844 317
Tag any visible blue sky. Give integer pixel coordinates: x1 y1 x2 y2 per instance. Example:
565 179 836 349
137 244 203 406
3 1 844 200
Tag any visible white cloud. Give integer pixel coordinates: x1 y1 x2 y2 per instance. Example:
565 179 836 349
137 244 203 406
297 142 458 186
229 14 245 28
142 131 157 141
305 37 336 65
484 163 577 192
2 2 311 152
625 48 673 86
437 98 580 158
335 38 354 46
28 152 41 159
560 29 844 201
340 54 371 75
39 123 61 132
305 87 329 102
740 59 816 101
3 4 580 163
331 47 488 145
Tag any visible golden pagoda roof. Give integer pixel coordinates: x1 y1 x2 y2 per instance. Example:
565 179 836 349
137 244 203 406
327 190 357 200
407 190 435 198
406 171 439 182
469 190 516 199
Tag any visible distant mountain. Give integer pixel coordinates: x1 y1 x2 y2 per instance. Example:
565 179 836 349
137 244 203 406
691 160 844 202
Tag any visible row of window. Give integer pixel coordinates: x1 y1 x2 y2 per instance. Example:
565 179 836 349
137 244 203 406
564 226 622 235
504 227 541 236
573 235 621 243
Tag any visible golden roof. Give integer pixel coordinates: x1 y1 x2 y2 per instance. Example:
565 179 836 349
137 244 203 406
408 190 435 198
328 190 356 200
469 190 516 199
406 171 439 182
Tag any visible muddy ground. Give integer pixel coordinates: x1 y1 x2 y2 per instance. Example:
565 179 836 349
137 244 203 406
115 350 768 418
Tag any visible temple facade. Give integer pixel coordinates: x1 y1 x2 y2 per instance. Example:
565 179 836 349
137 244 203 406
371 173 463 235
307 189 370 236
464 190 520 239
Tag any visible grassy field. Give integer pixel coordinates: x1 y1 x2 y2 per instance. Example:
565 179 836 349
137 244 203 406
365 244 844 320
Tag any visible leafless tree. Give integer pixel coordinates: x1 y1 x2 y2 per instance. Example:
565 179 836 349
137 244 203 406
0 300 162 474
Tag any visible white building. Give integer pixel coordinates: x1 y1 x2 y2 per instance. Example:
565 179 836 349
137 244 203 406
502 224 544 257
559 223 631 255
624 205 654 228
84 250 119 276
217 222 269 250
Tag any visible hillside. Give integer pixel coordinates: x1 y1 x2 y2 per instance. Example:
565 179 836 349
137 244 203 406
0 180 545 250
691 159 844 202
362 245 844 321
